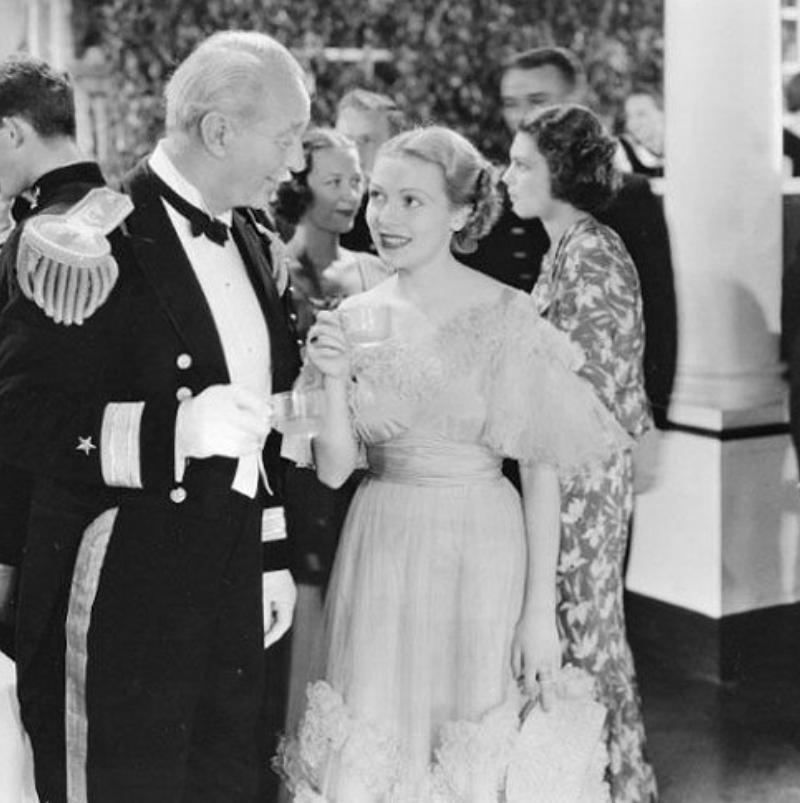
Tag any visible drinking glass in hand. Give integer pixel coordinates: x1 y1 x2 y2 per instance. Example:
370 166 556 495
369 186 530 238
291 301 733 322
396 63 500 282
339 305 392 346
270 389 325 438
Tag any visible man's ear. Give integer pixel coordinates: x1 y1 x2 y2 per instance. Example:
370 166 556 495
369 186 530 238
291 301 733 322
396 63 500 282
198 111 233 158
1 117 27 149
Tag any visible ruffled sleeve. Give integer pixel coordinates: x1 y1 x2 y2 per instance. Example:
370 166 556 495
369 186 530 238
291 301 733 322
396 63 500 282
483 294 631 475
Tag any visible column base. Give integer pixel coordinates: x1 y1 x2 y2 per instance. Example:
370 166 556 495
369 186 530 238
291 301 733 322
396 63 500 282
625 591 800 685
671 359 786 411
627 399 799 617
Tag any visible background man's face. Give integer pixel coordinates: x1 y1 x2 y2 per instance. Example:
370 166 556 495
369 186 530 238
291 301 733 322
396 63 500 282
624 94 664 153
500 65 574 132
335 107 391 178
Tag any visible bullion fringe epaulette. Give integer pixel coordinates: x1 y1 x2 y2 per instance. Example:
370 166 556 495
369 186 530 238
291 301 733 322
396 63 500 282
16 187 134 326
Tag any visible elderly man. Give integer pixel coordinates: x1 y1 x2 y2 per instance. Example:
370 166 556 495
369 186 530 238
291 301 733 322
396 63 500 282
0 32 309 803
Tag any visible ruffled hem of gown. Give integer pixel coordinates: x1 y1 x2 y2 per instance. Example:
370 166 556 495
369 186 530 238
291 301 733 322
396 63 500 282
274 674 612 803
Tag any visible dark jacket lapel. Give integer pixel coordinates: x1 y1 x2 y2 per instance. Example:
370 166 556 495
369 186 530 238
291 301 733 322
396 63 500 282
231 210 300 393
120 159 229 382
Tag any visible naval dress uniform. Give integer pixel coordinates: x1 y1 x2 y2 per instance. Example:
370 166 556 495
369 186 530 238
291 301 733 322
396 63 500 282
0 152 301 803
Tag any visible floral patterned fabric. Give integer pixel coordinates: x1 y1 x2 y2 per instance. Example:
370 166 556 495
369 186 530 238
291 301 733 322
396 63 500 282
531 215 657 803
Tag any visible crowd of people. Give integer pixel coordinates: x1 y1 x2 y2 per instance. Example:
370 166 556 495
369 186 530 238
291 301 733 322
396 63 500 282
0 28 674 803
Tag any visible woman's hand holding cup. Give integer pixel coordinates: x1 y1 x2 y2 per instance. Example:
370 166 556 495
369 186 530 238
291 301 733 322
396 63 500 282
306 310 350 380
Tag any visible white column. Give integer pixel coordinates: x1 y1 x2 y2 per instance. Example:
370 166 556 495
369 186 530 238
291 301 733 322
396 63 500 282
20 0 73 68
0 0 27 58
665 0 783 410
25 0 41 58
48 0 74 70
627 0 800 618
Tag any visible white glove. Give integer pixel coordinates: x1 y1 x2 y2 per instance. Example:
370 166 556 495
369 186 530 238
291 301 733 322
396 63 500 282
262 569 297 649
176 384 271 461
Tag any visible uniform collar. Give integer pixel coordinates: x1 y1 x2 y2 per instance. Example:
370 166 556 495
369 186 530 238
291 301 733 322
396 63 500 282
30 161 105 209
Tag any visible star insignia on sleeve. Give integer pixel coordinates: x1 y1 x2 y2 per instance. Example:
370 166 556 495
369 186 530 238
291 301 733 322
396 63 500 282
76 436 97 456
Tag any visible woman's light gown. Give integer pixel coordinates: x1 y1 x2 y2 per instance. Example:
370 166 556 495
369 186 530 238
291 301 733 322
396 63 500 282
279 288 629 802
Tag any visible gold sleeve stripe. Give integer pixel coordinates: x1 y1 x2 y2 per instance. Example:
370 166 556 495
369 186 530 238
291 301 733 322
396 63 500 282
65 507 119 803
100 402 144 489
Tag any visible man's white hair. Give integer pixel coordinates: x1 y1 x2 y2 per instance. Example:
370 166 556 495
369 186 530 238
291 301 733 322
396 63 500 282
165 31 307 134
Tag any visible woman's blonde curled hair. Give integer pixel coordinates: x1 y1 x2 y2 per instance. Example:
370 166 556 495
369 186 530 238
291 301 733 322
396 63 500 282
377 126 501 253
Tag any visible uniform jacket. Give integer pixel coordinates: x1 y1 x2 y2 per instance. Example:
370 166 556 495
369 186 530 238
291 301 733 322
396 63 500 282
0 159 301 657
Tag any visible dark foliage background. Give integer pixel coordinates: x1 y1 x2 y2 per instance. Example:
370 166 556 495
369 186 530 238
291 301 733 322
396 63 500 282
73 0 663 176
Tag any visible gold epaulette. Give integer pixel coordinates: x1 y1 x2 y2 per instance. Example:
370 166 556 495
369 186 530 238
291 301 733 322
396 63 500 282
16 187 134 326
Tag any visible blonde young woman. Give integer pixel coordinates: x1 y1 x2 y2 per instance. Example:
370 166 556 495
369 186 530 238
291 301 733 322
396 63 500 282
279 127 628 802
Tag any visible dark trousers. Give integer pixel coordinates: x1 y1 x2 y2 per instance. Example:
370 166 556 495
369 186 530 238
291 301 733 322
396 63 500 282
18 492 266 803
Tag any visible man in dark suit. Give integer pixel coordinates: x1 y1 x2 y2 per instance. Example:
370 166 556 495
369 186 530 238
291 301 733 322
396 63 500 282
462 47 677 430
0 36 309 803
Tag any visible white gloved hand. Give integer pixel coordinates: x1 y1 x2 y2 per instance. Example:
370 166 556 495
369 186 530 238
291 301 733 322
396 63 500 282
176 384 271 461
262 569 297 649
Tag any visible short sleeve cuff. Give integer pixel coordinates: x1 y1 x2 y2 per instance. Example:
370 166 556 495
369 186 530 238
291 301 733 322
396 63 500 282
100 402 144 488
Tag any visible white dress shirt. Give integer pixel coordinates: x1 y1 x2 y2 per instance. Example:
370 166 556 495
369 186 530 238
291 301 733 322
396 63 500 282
149 142 270 498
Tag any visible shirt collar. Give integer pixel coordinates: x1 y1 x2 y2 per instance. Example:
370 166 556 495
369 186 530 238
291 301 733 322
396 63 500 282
149 142 233 226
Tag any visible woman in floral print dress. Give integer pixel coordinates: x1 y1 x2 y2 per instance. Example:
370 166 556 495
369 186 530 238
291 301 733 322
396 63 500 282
504 104 658 803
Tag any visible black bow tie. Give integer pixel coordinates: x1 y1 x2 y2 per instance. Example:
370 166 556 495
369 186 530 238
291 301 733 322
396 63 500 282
153 173 230 246
10 195 34 224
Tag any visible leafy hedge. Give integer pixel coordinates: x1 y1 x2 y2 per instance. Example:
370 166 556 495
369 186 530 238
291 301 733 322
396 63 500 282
75 0 663 175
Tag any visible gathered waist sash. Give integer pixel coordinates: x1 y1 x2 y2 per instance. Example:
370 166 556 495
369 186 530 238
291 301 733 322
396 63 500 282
366 436 502 486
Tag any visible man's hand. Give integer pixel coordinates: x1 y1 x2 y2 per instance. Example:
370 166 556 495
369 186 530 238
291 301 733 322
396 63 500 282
262 569 297 649
176 384 271 461
0 564 17 626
